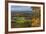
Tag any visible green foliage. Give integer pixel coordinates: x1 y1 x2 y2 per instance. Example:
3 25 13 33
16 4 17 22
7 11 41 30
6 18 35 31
15 17 25 23
12 16 32 28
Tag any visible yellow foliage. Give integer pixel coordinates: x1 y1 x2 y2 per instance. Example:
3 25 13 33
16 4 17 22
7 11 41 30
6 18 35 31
32 18 40 27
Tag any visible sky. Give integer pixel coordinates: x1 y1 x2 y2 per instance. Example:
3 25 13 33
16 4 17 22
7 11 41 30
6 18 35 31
11 6 32 12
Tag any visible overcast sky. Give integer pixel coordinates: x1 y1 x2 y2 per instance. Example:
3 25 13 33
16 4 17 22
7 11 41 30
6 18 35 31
11 6 32 12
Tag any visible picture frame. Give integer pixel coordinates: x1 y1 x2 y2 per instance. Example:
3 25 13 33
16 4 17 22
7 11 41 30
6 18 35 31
5 0 45 34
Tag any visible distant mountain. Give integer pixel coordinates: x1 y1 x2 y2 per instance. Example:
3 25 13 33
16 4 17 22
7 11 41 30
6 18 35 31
11 11 32 13
11 11 32 17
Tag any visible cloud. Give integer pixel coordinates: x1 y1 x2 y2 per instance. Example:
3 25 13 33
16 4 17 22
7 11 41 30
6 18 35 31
11 6 32 12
